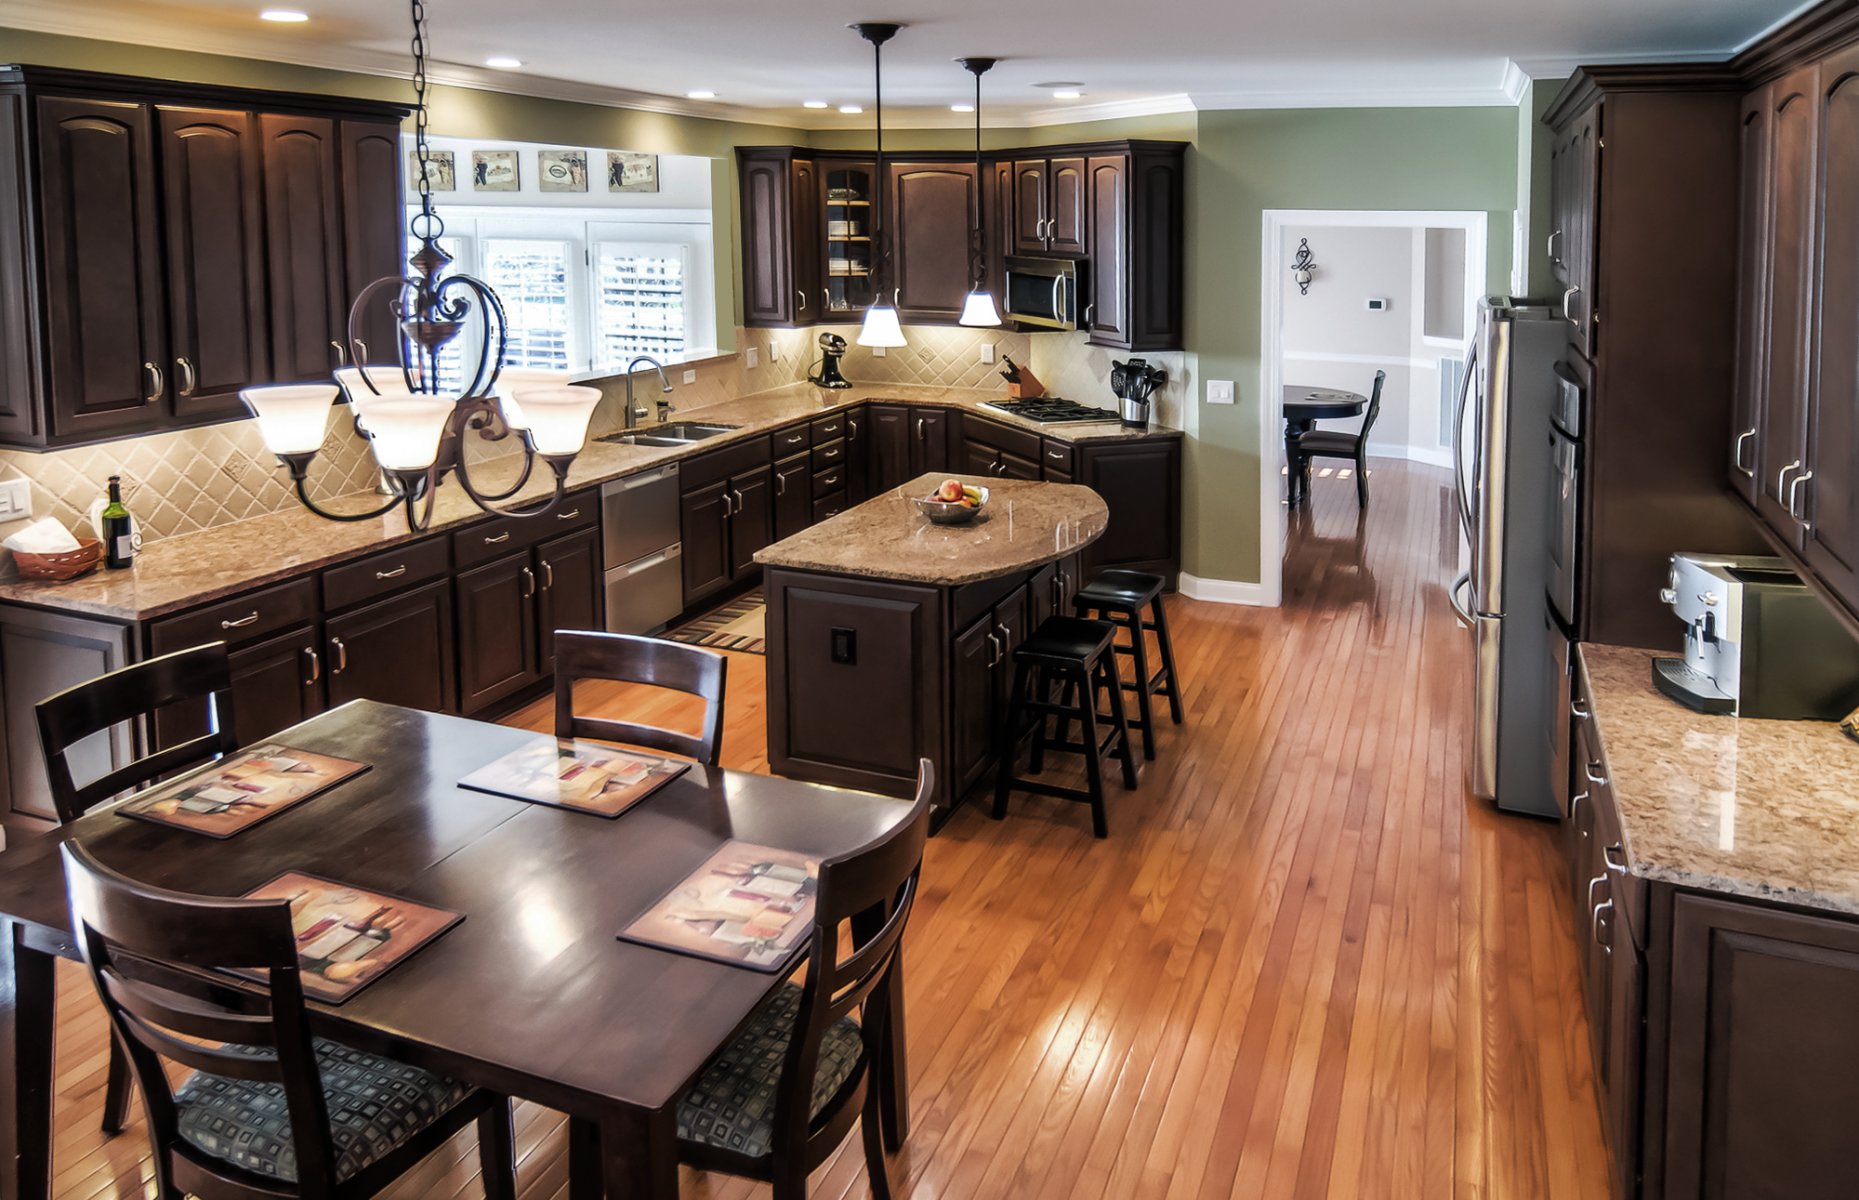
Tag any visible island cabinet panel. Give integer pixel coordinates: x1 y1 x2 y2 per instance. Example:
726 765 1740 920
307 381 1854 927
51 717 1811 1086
323 579 455 714
261 113 347 382
1077 439 1181 586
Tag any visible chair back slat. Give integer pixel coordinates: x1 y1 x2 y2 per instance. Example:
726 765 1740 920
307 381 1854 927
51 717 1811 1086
104 972 282 1050
36 643 238 824
115 1003 288 1082
553 631 727 765
1360 370 1386 442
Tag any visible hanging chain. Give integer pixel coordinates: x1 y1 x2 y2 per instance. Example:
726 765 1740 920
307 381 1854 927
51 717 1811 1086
408 0 443 243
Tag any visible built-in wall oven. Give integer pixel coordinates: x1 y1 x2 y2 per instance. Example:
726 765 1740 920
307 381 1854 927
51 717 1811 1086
1003 256 1081 330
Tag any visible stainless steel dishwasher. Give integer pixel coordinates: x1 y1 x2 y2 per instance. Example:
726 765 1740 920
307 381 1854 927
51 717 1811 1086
601 462 683 635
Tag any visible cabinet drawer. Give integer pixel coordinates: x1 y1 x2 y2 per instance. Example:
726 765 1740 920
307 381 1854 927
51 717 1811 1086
321 537 450 612
812 491 848 524
150 578 317 654
452 488 597 569
969 414 1043 461
811 438 846 471
681 435 772 492
1042 439 1074 475
812 413 847 444
772 425 812 457
813 463 846 499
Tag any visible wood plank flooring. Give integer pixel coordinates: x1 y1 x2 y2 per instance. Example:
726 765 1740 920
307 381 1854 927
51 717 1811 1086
42 459 1611 1199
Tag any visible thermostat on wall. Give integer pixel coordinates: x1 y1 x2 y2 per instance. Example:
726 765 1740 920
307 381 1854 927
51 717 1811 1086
1365 297 1390 311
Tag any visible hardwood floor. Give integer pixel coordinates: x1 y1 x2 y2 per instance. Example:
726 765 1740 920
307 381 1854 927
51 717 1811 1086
43 459 1611 1199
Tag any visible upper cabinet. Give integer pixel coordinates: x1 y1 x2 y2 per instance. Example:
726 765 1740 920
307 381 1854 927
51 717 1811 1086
738 139 1185 350
0 65 409 450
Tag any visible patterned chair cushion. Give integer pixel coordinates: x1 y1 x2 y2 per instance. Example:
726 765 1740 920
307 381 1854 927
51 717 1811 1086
678 982 865 1159
174 1037 472 1183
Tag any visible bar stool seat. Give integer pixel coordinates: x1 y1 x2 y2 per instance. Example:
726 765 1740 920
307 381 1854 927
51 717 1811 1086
1071 570 1185 761
993 616 1139 839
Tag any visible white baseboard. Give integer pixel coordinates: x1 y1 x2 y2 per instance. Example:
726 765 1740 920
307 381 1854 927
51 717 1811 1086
1179 573 1274 606
1363 443 1454 468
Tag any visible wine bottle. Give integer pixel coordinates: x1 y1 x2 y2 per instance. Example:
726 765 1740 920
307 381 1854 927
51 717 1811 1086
101 475 133 570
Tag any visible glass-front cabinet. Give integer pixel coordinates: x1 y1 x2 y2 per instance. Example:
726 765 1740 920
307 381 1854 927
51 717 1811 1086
823 163 876 316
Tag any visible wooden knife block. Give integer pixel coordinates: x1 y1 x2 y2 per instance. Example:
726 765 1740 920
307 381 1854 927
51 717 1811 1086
1007 369 1044 399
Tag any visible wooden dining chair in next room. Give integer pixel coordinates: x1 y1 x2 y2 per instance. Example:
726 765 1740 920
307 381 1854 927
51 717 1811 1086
553 630 728 765
61 841 518 1200
1297 369 1386 507
34 641 241 1136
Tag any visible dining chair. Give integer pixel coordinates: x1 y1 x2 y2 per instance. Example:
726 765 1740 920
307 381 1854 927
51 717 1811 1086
553 630 728 765
61 840 519 1200
35 640 240 1134
1296 369 1386 507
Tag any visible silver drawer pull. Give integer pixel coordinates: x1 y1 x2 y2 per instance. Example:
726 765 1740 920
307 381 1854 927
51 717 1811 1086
1584 760 1607 785
304 646 320 685
1603 844 1627 873
375 566 407 580
1593 898 1614 952
1048 450 1065 460
220 612 259 629
821 447 840 459
556 508 581 520
331 636 347 674
1570 696 1590 718
484 532 511 544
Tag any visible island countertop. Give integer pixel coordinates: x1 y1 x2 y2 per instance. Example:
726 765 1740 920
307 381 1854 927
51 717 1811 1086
754 473 1108 586
1580 642 1859 914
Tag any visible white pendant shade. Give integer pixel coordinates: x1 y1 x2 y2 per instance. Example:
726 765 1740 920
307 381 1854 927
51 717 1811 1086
360 395 456 470
335 365 412 431
858 305 907 347
509 384 603 456
494 368 572 431
240 383 340 454
958 290 1001 327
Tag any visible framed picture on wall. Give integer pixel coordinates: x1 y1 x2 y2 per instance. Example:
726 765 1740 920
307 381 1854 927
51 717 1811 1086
539 149 589 192
408 149 455 191
608 151 658 193
471 150 520 191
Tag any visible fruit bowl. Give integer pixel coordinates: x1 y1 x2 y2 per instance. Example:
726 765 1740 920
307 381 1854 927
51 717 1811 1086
914 485 988 525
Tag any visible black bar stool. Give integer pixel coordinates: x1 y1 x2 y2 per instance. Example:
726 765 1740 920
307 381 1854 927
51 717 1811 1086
1071 570 1184 760
993 616 1139 838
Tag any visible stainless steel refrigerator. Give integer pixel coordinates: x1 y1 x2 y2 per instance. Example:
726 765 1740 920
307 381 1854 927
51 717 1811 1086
1449 297 1568 817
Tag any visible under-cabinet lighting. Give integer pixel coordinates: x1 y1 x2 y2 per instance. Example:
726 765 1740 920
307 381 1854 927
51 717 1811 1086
1053 89 1082 99
687 90 716 99
952 103 974 112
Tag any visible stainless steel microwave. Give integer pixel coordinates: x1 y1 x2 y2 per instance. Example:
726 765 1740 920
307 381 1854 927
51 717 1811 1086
1004 256 1081 329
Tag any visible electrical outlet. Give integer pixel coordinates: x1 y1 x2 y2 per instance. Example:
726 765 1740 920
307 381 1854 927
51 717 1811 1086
1207 380 1236 405
0 478 29 521
746 347 759 369
980 343 996 364
769 341 781 361
873 346 886 357
683 369 696 384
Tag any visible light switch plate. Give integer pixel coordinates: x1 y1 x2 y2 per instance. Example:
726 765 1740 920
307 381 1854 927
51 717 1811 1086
683 369 696 384
980 343 996 364
1207 379 1236 405
0 478 28 520
745 347 760 369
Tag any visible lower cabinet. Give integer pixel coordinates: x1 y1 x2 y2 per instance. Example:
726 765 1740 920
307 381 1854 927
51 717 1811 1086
536 526 601 675
949 583 1028 794
680 467 773 607
325 579 455 713
1077 439 1181 585
455 526 603 713
224 629 326 744
774 451 813 542
867 403 951 494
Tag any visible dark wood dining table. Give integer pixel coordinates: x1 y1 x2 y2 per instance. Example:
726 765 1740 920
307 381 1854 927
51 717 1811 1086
1282 385 1368 505
0 700 913 1200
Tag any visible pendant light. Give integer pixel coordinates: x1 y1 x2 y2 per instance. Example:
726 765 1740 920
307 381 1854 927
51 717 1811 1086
853 22 907 348
956 57 1001 327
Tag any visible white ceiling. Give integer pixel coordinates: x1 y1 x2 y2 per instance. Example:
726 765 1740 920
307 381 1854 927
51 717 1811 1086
1 0 1811 127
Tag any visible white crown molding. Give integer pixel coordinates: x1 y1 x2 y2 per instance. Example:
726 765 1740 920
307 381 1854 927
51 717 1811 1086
1016 92 1197 128
1511 48 1735 79
1499 59 1531 105
1190 81 1522 110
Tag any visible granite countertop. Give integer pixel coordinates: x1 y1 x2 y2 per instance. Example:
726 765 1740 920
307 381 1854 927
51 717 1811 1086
755 473 1108 585
1581 642 1859 915
0 384 1179 622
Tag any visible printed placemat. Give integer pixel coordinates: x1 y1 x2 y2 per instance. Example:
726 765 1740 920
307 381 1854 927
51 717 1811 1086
618 840 818 972
458 735 690 817
231 873 463 1004
117 745 368 839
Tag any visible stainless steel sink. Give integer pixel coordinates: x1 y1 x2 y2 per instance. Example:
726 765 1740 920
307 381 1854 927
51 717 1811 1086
596 422 739 450
603 434 692 448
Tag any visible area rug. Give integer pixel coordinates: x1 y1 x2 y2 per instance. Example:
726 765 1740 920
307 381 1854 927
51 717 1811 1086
663 589 766 654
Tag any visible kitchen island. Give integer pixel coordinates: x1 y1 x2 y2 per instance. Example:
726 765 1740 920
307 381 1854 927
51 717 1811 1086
757 473 1108 816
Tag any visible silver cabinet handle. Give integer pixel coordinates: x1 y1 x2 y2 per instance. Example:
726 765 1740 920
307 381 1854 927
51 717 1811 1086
1570 789 1588 825
331 636 347 674
484 531 511 545
986 632 1002 668
782 431 806 448
820 446 840 460
1588 873 1607 910
1777 458 1801 502
521 566 536 598
1593 898 1614 953
1051 273 1064 320
1585 760 1607 785
797 288 807 311
1048 450 1065 460
374 565 406 580
304 646 320 685
556 508 581 521
848 417 858 437
1083 304 1094 326
1571 695 1590 719
995 621 1011 661
540 559 554 590
330 340 347 367
1603 843 1627 873
143 362 163 403
776 471 788 496
916 417 925 440
220 612 259 629
356 339 369 362
1563 285 1580 324
1790 468 1815 523
176 356 197 397
1733 428 1756 477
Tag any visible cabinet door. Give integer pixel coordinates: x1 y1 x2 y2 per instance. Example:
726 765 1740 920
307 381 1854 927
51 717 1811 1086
792 158 821 324
1027 563 1059 631
1048 158 1087 255
1759 66 1821 545
889 162 977 323
989 159 1014 317
35 96 165 440
1078 441 1181 579
1602 923 1644 1200
1013 159 1048 253
729 467 773 577
340 119 404 367
963 440 1000 478
999 450 1040 481
680 479 732 603
152 626 326 751
260 114 346 382
741 154 794 326
537 526 601 674
1729 91 1772 506
774 452 813 541
1802 53 1859 608
1547 126 1572 286
911 408 950 477
1125 151 1185 351
844 408 870 503
1563 106 1601 357
324 579 455 713
157 106 268 423
455 551 541 712
950 611 999 794
868 404 912 494
1086 155 1129 344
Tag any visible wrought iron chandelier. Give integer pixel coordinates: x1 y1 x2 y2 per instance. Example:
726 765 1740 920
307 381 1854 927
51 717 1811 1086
239 0 600 532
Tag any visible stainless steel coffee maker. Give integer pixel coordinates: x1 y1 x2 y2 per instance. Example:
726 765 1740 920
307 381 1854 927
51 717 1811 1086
1652 552 1859 718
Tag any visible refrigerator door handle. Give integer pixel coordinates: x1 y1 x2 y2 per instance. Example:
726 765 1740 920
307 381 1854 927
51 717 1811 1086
1448 570 1474 626
1452 343 1479 540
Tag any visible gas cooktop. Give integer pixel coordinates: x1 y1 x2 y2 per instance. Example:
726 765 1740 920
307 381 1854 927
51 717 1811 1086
979 397 1119 424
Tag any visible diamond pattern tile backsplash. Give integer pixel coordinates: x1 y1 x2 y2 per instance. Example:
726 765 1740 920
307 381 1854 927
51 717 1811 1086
0 324 1178 564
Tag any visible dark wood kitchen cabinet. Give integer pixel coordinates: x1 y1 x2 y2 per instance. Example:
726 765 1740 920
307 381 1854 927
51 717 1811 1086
887 161 977 323
0 65 409 449
1076 438 1182 587
324 579 455 714
679 436 773 607
1086 147 1186 352
868 404 951 493
1727 86 1774 510
340 119 407 366
961 413 1042 481
738 149 821 327
454 551 541 712
1012 156 1085 255
948 583 1027 795
774 451 813 542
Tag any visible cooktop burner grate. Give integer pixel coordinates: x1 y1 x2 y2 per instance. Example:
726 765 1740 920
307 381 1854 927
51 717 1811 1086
979 397 1119 424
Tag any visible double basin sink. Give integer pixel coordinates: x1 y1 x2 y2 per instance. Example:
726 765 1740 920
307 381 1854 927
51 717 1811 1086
596 422 740 449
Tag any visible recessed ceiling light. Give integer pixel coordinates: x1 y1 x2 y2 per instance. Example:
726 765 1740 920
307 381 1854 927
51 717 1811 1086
839 104 863 114
687 90 716 99
803 100 829 109
484 56 523 68
951 103 975 113
260 9 308 20
1053 90 1082 99
1031 80 1082 89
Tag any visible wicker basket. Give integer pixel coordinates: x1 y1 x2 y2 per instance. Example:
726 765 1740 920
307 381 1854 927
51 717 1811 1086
13 537 102 581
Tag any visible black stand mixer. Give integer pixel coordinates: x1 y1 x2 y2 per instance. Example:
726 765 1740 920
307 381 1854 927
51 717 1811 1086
808 332 852 389
1111 358 1166 428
